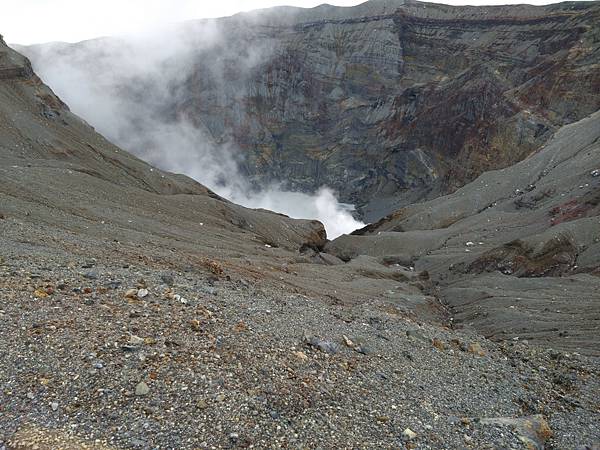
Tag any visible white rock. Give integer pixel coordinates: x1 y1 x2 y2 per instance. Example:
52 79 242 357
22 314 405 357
402 428 417 441
129 335 144 346
135 381 150 396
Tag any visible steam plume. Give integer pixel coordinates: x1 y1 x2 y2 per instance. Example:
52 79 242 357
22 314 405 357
19 20 365 238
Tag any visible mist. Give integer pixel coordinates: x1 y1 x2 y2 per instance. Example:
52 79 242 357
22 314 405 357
19 20 364 239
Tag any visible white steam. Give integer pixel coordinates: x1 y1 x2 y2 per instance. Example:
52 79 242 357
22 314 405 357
20 21 364 238
231 187 364 241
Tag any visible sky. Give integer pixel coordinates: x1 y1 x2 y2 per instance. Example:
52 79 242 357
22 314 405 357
1 0 581 45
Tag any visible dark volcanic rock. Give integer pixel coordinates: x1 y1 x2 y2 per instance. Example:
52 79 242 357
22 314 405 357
466 232 579 277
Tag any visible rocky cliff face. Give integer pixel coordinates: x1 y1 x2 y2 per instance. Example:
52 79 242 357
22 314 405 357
19 0 600 220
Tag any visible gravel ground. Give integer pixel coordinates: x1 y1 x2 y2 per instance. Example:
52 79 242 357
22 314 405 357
1 233 599 449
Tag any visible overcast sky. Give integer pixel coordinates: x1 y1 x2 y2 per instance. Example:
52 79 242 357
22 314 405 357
2 0 583 45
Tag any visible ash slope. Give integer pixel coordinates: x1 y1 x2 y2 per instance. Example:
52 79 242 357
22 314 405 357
327 109 600 356
0 35 328 253
19 0 600 219
0 33 440 316
2 34 600 450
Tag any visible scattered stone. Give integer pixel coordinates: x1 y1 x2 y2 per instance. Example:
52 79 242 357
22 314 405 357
215 393 226 402
304 335 338 354
128 335 145 346
293 351 309 361
402 428 417 441
201 286 218 296
406 329 429 343
342 335 355 347
124 288 138 299
591 169 600 177
233 320 248 332
480 415 552 449
432 338 446 351
129 438 146 448
467 342 486 356
135 382 150 396
314 252 345 266
197 399 208 410
33 289 48 298
160 274 175 286
50 402 58 411
137 288 149 298
82 270 98 280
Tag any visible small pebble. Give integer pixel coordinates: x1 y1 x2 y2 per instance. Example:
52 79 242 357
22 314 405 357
135 382 150 396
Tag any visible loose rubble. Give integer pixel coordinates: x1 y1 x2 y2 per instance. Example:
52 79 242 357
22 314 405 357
0 246 598 449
